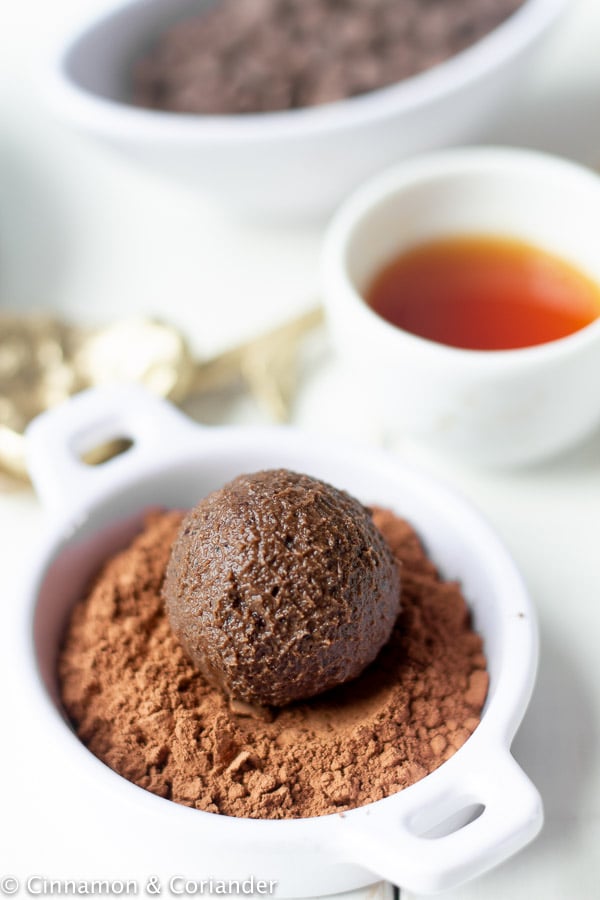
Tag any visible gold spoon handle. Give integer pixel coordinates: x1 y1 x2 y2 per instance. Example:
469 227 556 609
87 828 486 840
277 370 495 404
0 306 325 484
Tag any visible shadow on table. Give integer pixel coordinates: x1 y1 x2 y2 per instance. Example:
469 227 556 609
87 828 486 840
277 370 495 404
0 137 69 311
511 622 597 850
508 420 600 480
483 77 600 169
445 627 597 897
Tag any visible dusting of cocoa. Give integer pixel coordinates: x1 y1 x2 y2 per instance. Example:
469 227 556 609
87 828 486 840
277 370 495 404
58 507 489 819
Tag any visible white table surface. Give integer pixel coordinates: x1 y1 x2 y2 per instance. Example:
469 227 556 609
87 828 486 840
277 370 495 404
1 1 600 898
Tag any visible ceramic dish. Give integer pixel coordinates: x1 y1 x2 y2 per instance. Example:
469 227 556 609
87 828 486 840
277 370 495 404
22 384 541 896
322 146 600 466
45 0 565 219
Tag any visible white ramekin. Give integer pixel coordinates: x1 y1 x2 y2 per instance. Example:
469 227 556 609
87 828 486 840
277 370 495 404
22 385 541 896
322 146 600 467
44 0 565 219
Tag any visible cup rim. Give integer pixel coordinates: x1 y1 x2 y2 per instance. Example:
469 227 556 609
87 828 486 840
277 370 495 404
322 145 600 367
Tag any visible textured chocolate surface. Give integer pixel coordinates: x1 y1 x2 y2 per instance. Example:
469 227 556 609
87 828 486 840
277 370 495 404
163 469 401 706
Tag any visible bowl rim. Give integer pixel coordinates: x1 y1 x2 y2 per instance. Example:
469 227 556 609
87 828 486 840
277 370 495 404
46 0 566 143
21 416 539 840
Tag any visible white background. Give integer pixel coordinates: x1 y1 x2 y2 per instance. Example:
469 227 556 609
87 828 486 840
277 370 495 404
1 1 600 898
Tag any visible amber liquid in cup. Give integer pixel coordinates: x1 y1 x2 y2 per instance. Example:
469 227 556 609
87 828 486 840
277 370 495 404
366 236 600 351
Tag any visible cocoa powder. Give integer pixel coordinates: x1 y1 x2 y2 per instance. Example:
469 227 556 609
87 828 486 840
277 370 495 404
58 507 488 819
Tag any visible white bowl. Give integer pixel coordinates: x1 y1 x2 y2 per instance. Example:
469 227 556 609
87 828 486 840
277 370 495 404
46 0 565 219
322 146 600 467
21 384 541 896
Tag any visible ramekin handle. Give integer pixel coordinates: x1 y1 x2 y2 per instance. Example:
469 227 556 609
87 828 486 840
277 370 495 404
25 384 202 519
338 747 542 895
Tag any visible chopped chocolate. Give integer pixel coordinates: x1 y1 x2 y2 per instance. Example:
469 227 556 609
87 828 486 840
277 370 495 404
133 0 525 114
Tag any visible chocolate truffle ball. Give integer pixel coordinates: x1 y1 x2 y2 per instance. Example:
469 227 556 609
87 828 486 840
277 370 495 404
163 469 401 707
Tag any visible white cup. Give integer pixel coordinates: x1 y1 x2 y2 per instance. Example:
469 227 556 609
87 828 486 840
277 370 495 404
322 147 600 466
